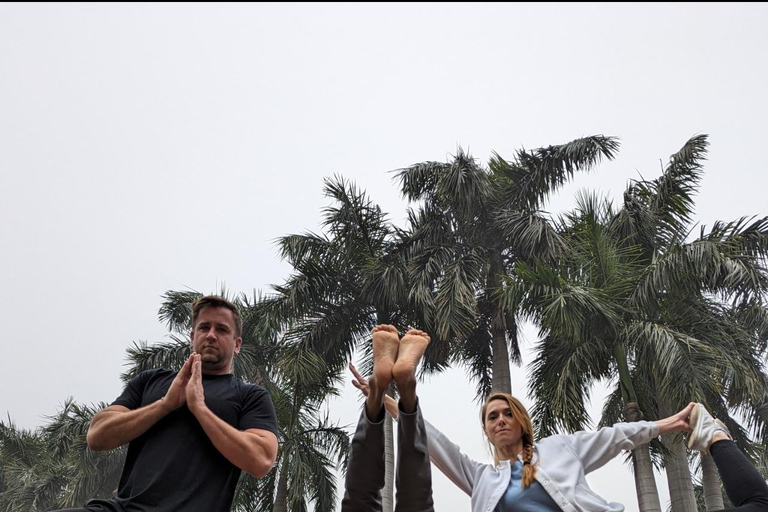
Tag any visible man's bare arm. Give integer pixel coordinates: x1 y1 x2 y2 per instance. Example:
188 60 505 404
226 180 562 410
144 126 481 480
192 407 278 477
86 357 193 451
186 354 278 477
87 402 167 451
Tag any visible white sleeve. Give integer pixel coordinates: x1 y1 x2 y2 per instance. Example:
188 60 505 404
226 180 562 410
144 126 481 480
426 420 481 496
563 421 659 473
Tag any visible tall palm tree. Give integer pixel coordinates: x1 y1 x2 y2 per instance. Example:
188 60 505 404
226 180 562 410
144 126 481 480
394 136 620 397
266 340 350 512
504 135 768 512
258 176 422 512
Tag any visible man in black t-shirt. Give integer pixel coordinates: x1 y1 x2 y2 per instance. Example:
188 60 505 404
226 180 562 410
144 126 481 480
50 295 279 512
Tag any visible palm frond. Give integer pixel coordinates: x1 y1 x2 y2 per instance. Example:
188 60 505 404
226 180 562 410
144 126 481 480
454 315 494 401
121 336 190 383
434 148 492 219
274 232 334 268
491 135 620 210
494 209 567 261
528 331 611 437
393 161 450 202
648 134 709 243
433 251 484 339
157 290 202 334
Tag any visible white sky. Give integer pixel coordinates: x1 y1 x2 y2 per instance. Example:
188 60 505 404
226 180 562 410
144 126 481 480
1 3 767 512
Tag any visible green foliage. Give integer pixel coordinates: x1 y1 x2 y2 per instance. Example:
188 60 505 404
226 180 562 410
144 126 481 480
261 175 424 388
396 136 620 396
5 133 765 512
506 134 768 460
0 400 125 512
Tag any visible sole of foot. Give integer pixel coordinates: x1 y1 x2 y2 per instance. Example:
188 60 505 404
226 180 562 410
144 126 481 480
371 324 400 393
393 329 430 389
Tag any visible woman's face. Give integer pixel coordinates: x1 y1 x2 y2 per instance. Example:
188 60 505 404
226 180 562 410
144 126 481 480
483 398 523 450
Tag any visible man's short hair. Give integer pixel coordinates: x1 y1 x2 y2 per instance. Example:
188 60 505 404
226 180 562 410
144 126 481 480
191 295 243 337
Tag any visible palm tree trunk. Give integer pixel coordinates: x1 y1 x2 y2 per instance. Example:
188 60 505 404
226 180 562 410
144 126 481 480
489 257 512 394
662 433 697 512
491 308 511 394
382 393 395 512
701 453 724 510
272 461 289 512
658 399 697 512
618 348 661 512
659 400 697 512
632 446 662 512
625 402 662 512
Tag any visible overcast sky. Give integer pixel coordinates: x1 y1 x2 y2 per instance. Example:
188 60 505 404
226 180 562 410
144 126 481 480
2 3 767 512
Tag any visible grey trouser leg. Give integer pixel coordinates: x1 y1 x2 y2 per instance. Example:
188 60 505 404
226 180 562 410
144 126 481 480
395 402 435 512
341 402 434 512
341 407 386 512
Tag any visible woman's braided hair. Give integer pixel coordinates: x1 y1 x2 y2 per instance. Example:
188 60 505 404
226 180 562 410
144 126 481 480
481 392 536 489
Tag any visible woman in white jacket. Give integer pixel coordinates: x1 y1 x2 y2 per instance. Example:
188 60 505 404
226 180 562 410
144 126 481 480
350 367 768 512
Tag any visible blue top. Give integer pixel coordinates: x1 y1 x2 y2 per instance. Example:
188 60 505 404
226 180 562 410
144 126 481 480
495 461 560 512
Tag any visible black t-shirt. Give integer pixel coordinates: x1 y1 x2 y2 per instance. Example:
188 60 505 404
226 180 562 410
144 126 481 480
94 369 278 512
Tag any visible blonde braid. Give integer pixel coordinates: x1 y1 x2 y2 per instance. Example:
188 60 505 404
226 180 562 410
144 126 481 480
521 441 536 489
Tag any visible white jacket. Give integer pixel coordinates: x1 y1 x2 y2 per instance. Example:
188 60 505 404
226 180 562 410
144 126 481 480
426 420 659 512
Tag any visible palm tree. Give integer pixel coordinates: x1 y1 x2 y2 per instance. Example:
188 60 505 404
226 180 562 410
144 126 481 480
267 341 350 512
0 400 125 511
394 136 620 397
258 176 421 512
504 135 768 512
0 417 66 511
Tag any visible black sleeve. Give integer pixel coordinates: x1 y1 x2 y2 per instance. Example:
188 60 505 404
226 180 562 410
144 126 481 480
111 370 155 410
239 386 279 437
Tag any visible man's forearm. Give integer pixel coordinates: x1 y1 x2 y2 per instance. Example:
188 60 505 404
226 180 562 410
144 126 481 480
191 404 277 477
87 401 170 451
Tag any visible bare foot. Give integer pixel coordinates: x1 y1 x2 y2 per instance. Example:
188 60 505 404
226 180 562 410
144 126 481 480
367 324 400 419
393 329 430 413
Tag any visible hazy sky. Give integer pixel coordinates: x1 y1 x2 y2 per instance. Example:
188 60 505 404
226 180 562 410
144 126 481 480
2 3 767 512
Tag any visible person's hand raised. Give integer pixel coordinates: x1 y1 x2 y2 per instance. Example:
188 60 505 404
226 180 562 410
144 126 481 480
186 354 207 414
162 355 194 410
349 362 399 419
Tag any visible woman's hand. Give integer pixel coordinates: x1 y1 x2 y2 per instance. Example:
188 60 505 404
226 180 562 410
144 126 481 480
654 402 696 435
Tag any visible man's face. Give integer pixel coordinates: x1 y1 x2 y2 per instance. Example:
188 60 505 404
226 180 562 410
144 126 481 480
190 306 242 375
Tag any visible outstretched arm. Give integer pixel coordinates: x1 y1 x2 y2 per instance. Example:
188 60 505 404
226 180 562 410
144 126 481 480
567 402 698 474
86 357 193 451
186 354 278 477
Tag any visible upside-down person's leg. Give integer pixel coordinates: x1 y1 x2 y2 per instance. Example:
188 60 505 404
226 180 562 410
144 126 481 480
340 325 400 512
340 405 387 512
688 404 768 512
393 329 434 512
710 440 768 512
395 402 435 512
